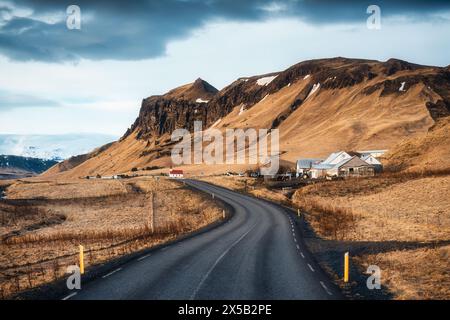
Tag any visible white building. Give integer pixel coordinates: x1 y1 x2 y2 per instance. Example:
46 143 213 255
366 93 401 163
296 158 322 177
357 150 388 158
361 154 383 173
296 150 383 179
361 154 382 166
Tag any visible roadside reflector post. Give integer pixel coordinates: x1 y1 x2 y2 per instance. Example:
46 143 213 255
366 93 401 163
344 252 349 283
297 208 300 217
79 245 85 274
212 193 215 199
223 210 226 219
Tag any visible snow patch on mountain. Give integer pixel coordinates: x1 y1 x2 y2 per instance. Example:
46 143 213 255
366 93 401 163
306 83 321 99
0 134 117 161
256 75 277 86
196 98 209 103
239 105 246 115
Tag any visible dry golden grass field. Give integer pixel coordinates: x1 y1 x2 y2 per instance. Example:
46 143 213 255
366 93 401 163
0 176 223 298
293 173 450 299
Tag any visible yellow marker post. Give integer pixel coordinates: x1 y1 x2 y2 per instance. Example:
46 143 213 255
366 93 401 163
344 252 349 282
79 245 85 274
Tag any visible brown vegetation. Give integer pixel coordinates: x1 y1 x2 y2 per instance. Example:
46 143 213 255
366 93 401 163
0 177 223 298
293 173 450 299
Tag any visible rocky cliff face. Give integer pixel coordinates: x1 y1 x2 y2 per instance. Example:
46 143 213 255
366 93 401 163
127 57 450 143
123 78 217 140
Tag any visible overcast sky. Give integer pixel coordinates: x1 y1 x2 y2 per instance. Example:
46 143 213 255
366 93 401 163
0 0 449 136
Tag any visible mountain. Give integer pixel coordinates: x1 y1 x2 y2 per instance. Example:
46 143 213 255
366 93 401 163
43 57 450 178
0 134 117 161
163 77 218 102
43 142 114 176
0 155 58 179
123 78 218 140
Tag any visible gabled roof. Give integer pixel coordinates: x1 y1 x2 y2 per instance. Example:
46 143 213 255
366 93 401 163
332 156 373 169
322 151 351 165
296 158 322 169
322 152 339 164
361 154 382 165
312 163 334 170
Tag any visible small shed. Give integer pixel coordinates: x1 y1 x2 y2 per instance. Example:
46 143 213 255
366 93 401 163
309 163 333 179
296 158 322 177
169 169 184 178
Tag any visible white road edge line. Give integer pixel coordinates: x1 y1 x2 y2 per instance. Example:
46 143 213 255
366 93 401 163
102 267 122 278
137 254 151 261
189 223 258 300
307 263 315 272
62 292 77 300
320 281 333 296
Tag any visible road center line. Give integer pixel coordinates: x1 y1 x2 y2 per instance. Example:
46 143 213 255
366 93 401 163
300 252 305 258
102 267 122 278
320 281 333 296
307 264 315 272
137 254 151 261
61 292 77 300
189 223 258 300
296 244 300 249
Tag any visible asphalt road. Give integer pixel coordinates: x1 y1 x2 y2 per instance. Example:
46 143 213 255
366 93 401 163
65 179 342 300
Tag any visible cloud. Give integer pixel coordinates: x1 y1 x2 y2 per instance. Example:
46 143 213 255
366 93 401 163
0 0 449 62
0 89 61 110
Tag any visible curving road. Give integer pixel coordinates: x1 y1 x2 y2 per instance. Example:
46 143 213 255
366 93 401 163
65 179 342 300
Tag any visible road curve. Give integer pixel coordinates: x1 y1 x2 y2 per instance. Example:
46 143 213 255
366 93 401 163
67 179 342 300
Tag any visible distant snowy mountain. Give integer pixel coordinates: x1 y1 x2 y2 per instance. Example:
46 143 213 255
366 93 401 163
0 134 117 161
0 154 57 172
